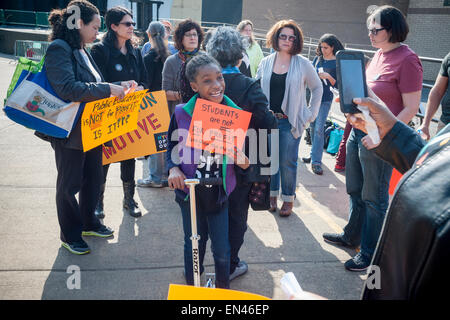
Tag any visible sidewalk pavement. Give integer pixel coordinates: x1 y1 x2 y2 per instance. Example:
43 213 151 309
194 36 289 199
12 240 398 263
0 53 366 300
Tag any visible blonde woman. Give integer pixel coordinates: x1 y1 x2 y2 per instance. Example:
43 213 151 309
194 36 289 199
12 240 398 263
237 20 264 77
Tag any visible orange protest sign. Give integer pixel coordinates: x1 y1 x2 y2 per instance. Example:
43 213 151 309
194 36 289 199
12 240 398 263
81 89 148 152
186 98 252 155
167 284 271 300
102 91 170 165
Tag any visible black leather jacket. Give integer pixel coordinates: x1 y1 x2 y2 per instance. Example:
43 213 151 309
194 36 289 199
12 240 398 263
43 39 111 150
362 122 450 299
224 72 278 182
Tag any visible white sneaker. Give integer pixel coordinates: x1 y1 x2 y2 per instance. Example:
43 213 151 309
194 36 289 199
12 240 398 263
137 178 164 188
230 261 248 281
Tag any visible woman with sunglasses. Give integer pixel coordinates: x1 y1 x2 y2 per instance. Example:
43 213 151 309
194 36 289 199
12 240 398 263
323 5 423 272
302 34 344 175
256 20 322 217
90 6 148 219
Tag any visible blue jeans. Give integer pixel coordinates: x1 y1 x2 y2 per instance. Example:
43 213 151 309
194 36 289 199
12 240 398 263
343 129 393 259
148 152 167 183
270 118 301 202
310 100 332 165
176 197 230 289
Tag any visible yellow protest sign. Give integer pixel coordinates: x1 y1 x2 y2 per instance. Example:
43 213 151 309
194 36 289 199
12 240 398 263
167 284 271 300
102 91 170 165
81 89 148 152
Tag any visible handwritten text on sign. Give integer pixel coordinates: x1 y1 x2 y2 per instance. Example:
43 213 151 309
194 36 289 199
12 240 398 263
186 98 252 155
102 91 170 165
81 90 148 151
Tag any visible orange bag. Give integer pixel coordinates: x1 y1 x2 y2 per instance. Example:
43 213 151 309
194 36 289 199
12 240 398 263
389 168 403 195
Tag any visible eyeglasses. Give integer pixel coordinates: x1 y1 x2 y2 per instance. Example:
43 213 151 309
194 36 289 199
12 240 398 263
184 32 198 38
368 27 386 35
120 22 136 27
278 33 296 42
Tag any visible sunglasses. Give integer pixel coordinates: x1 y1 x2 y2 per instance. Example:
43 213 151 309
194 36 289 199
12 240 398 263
120 22 136 27
278 33 296 42
368 27 386 35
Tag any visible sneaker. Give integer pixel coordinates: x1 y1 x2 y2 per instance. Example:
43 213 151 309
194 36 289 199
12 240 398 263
230 261 248 281
323 232 357 249
61 240 90 255
344 252 371 271
302 157 311 163
312 164 323 175
82 225 114 238
334 165 345 172
137 178 164 188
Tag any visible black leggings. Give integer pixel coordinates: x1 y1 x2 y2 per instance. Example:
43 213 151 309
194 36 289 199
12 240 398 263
102 158 135 184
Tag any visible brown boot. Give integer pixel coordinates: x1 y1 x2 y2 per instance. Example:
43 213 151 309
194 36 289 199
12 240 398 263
269 196 277 212
280 201 293 217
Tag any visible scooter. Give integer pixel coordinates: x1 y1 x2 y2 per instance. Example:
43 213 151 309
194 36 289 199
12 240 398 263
184 177 223 288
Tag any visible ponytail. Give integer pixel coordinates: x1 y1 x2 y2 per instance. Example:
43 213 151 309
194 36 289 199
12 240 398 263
148 21 169 62
48 0 99 49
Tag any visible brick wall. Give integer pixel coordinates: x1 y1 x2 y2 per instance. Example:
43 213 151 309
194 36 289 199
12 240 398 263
171 0 202 22
241 0 409 46
405 0 450 81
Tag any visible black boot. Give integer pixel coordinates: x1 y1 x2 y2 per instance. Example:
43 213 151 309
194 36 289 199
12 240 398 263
95 183 106 219
123 181 142 218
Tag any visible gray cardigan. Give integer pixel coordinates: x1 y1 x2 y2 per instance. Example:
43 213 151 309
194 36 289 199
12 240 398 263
162 52 183 115
256 53 323 138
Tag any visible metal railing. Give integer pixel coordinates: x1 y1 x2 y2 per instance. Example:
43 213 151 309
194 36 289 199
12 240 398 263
6 13 444 127
0 9 107 31
14 40 50 61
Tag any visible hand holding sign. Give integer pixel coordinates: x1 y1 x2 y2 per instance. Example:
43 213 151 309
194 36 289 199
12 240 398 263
225 146 250 169
81 89 148 151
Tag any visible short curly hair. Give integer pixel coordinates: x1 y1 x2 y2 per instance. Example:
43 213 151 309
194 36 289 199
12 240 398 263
266 19 303 55
173 19 204 52
206 26 244 68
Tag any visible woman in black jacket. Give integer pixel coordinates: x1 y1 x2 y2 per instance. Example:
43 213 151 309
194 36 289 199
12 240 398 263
206 26 278 280
45 0 128 255
90 6 148 219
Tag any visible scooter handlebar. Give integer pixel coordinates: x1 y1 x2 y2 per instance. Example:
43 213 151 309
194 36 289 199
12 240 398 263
184 177 223 186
